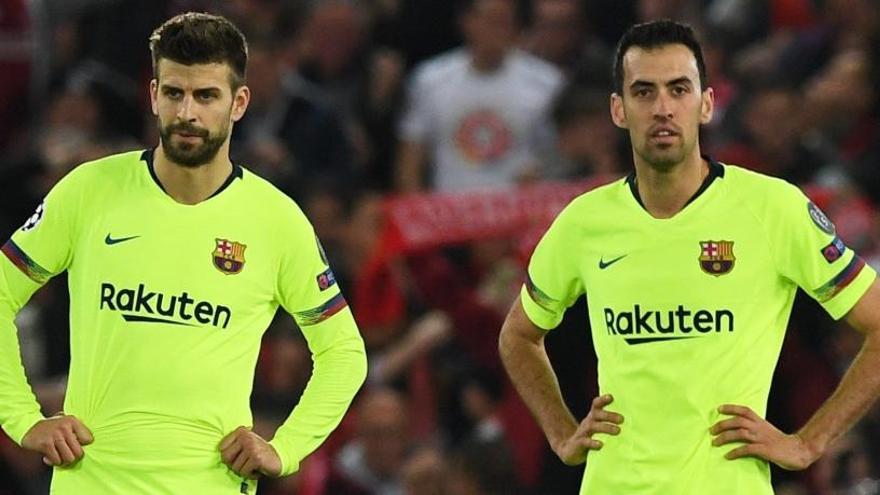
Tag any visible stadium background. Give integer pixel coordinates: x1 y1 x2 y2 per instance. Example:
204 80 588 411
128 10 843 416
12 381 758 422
0 0 879 493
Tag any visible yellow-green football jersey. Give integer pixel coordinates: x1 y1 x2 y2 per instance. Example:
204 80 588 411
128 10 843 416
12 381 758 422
521 161 876 495
0 150 366 494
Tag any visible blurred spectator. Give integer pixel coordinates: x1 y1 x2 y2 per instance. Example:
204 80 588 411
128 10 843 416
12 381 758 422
636 0 703 29
401 445 447 495
252 322 313 424
812 432 879 495
341 191 408 350
328 388 412 495
800 47 876 164
448 437 519 495
730 0 876 88
367 311 452 386
547 84 625 178
850 27 880 207
232 36 356 201
395 0 563 192
375 0 460 68
53 0 169 140
822 0 879 51
0 0 32 149
520 0 606 76
459 367 506 443
297 0 406 190
2 3 880 495
713 83 824 183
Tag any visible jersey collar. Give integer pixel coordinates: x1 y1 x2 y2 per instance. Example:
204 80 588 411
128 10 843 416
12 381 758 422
140 149 242 200
625 156 725 211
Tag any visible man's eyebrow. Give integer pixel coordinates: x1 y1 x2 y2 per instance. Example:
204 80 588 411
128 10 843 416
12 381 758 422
629 80 656 90
629 77 695 90
666 77 693 87
193 87 222 95
159 85 223 94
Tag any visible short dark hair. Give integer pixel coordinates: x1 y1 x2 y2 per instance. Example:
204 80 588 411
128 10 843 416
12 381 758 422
149 12 248 90
612 20 707 95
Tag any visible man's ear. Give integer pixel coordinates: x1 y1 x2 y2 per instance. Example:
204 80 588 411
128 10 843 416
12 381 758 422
700 87 714 125
610 93 628 129
231 85 250 122
150 79 159 116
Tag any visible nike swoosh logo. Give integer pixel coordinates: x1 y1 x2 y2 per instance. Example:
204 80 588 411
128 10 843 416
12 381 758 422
599 254 628 269
105 234 140 245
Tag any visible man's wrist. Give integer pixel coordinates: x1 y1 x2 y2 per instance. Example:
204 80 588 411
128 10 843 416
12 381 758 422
794 430 827 465
548 420 578 455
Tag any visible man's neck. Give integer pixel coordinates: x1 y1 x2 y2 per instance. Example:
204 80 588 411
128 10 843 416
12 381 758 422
633 151 709 219
470 50 507 73
153 144 233 205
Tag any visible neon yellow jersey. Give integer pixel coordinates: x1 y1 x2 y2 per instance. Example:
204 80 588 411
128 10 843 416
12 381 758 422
0 150 366 494
521 161 876 495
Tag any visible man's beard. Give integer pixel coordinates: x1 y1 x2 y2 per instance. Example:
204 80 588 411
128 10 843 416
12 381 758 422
158 119 230 168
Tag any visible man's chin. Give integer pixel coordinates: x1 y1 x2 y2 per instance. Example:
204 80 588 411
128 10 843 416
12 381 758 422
641 146 687 169
162 143 215 168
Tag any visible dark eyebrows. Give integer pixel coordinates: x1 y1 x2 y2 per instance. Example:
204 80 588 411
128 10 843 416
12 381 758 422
628 76 694 92
193 88 222 99
159 84 223 95
629 80 656 91
667 77 693 88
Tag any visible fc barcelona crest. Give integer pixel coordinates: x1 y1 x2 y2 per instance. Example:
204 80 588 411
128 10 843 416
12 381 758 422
699 240 735 276
214 238 247 275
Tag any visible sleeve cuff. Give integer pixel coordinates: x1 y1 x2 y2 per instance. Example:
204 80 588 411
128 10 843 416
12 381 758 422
823 262 877 320
519 285 561 331
268 437 300 477
2 411 45 446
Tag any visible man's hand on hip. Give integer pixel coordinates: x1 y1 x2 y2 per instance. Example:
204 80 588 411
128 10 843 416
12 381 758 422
711 404 819 470
21 413 93 467
220 426 282 479
554 394 624 466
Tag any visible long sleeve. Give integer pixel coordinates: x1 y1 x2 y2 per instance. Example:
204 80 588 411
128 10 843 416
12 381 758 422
0 170 81 445
0 252 46 444
268 305 366 475
270 206 367 475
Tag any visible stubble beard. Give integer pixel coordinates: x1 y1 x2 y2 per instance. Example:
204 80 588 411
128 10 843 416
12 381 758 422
636 141 689 172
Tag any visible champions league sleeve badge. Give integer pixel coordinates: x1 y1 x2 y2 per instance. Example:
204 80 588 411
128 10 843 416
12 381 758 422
821 236 847 263
807 201 836 235
21 201 45 232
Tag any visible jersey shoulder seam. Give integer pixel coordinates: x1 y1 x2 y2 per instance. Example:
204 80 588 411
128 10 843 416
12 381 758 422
724 166 788 279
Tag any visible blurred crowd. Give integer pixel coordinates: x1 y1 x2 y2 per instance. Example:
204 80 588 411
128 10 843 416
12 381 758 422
1 0 880 494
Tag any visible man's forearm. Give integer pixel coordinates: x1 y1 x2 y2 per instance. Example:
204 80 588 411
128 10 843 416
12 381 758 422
796 331 880 458
499 320 577 451
268 311 367 476
0 266 45 444
0 315 45 444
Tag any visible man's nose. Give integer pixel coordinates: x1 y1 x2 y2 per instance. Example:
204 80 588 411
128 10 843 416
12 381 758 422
176 95 196 121
653 92 674 120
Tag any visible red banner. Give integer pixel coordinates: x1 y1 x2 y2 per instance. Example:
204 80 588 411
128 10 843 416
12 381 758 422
353 177 616 329
380 177 614 257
